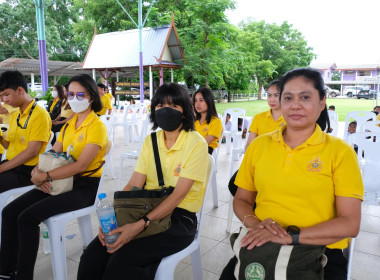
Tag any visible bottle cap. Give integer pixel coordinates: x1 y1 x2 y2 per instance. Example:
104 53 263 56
98 193 106 199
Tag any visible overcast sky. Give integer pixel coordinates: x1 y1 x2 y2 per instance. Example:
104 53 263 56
226 0 380 65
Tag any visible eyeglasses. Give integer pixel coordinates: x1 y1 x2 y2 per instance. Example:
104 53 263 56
67 92 86 101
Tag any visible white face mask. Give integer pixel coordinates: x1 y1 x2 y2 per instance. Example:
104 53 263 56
68 96 91 113
51 91 58 98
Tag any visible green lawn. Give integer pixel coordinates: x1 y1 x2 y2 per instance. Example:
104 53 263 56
215 98 379 121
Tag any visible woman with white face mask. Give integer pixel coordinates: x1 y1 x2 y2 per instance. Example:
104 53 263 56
47 85 64 121
0 74 107 280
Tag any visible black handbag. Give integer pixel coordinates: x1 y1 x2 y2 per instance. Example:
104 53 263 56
230 227 326 280
114 132 174 239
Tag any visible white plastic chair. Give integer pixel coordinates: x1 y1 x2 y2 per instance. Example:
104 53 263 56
100 115 116 179
154 155 214 280
327 110 339 136
118 115 151 190
221 108 246 154
353 132 380 205
113 104 140 145
44 140 113 280
343 111 376 142
343 237 355 280
363 120 380 133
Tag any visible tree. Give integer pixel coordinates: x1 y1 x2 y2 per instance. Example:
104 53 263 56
241 20 315 99
0 0 82 61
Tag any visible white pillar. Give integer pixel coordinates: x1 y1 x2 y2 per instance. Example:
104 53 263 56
53 76 57 84
116 71 120 105
149 66 153 100
92 69 96 80
171 68 173 83
31 73 35 89
116 71 119 82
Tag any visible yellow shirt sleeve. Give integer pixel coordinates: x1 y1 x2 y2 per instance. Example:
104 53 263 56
249 114 259 134
207 117 223 138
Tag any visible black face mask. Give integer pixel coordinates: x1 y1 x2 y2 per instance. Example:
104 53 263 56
155 107 183 131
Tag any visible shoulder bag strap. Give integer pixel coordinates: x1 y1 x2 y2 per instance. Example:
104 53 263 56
61 123 69 142
151 132 164 187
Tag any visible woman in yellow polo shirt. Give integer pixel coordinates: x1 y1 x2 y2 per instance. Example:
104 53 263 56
245 79 285 150
193 87 223 155
47 84 65 121
0 74 107 280
51 91 74 145
77 83 209 280
221 68 364 280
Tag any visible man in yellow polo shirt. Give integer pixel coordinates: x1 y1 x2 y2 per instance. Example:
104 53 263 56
0 70 52 193
97 83 112 116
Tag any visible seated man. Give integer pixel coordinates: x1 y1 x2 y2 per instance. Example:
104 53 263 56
0 70 51 193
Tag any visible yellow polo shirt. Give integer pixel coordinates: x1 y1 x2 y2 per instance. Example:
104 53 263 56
235 125 364 249
106 92 113 99
98 95 112 116
49 98 59 113
377 114 380 121
57 111 107 177
0 103 18 154
249 110 286 135
60 105 73 119
6 100 52 166
194 116 223 149
135 129 208 213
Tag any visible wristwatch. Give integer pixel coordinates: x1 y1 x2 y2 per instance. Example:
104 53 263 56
287 225 300 245
142 215 151 230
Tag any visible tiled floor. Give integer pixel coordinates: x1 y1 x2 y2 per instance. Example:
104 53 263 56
31 121 379 280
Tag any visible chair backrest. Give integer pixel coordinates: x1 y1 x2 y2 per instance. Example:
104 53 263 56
100 114 116 136
135 114 152 153
195 155 215 241
343 111 376 141
327 110 339 136
353 132 380 205
222 108 246 133
363 120 380 133
123 104 141 123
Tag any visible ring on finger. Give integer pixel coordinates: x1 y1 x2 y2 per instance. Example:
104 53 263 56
271 221 276 224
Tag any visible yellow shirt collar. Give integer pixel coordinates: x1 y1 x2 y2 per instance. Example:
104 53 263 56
18 99 35 116
272 124 325 148
158 129 187 151
69 111 98 130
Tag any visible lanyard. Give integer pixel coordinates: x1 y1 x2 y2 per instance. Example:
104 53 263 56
17 101 37 129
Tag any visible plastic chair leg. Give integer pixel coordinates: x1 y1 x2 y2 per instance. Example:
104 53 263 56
46 221 68 280
211 172 218 208
190 247 203 280
119 157 125 190
77 215 94 248
226 195 234 233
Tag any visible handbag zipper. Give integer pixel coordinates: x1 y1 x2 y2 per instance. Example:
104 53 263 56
114 204 149 210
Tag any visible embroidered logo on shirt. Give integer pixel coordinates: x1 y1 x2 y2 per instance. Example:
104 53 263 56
280 122 285 127
77 133 85 143
173 162 182 176
20 135 25 144
203 127 208 133
245 262 265 280
308 156 323 172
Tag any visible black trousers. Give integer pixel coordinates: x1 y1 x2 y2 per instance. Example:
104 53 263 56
77 208 197 280
208 146 214 155
220 248 348 280
0 160 34 193
0 176 99 280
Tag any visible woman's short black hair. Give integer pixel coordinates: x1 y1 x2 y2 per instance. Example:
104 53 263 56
279 67 330 132
267 79 281 91
54 84 65 100
193 87 219 124
68 74 102 112
150 83 194 131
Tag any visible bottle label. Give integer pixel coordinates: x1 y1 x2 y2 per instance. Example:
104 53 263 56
43 231 49 239
99 213 118 233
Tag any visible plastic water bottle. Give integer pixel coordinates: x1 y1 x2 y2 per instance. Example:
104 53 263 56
96 193 120 249
42 224 50 254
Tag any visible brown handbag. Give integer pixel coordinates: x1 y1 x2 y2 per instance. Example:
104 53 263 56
113 132 174 239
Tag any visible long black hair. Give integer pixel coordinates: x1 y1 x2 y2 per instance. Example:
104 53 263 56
54 84 65 100
279 67 330 131
150 83 195 131
193 87 219 124
67 74 102 112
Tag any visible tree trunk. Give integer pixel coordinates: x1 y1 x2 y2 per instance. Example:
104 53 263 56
257 80 263 100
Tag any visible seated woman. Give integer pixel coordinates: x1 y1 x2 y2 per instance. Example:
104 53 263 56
221 68 363 280
51 89 74 145
0 74 107 280
193 87 223 155
47 84 65 121
77 83 209 280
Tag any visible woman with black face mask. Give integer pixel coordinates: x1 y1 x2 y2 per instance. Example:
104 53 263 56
78 83 209 280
